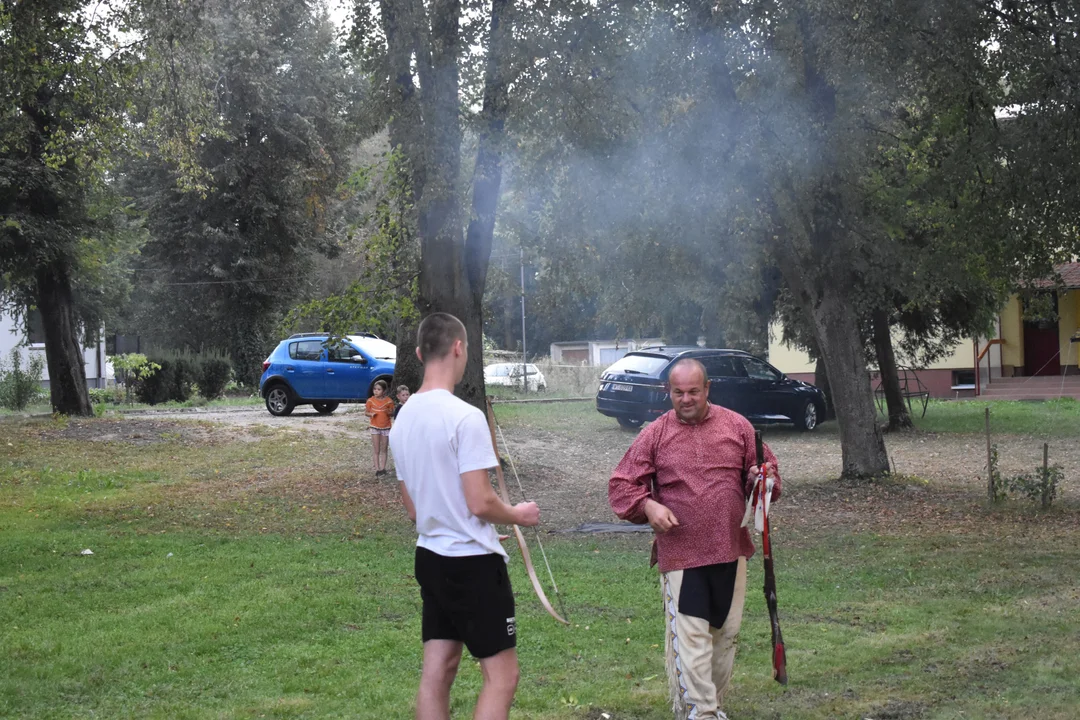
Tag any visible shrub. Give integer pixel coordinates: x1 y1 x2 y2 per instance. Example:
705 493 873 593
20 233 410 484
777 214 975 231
989 443 1065 508
88 388 112 404
0 348 47 411
112 354 162 405
135 351 232 404
135 357 175 405
168 354 197 403
196 354 232 400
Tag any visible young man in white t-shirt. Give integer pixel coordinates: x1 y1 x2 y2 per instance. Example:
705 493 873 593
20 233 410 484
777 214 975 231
389 312 540 720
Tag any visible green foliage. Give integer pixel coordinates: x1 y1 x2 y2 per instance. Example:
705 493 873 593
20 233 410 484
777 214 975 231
133 351 234 405
988 445 1009 504
87 388 113 405
0 1 146 416
133 358 176 406
1005 462 1064 508
135 353 191 405
122 0 356 388
0 348 46 411
989 443 1064 508
112 353 161 406
195 354 233 400
282 149 419 342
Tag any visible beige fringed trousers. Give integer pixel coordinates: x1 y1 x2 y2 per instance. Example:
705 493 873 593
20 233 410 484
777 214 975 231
662 557 748 720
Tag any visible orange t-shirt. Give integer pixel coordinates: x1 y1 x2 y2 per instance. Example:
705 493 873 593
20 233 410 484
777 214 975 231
365 396 395 429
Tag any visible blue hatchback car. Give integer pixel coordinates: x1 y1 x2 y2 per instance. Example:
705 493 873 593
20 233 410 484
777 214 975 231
259 333 397 416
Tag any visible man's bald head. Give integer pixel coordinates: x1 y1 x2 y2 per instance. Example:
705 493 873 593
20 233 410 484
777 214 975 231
668 358 708 388
667 358 710 424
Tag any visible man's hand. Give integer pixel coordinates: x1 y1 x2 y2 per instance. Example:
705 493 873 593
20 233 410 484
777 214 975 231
513 501 540 527
749 461 777 480
748 462 780 501
644 499 679 534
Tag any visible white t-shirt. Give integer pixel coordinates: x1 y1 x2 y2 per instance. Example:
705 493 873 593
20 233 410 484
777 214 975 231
389 389 506 560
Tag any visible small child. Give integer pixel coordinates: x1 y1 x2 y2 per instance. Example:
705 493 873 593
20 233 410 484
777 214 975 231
364 380 394 476
393 384 410 420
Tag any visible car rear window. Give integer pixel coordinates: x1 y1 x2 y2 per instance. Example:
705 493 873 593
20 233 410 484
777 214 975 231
289 340 323 361
604 353 669 376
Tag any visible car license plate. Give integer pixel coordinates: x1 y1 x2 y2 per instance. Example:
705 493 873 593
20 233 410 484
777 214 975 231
611 383 633 392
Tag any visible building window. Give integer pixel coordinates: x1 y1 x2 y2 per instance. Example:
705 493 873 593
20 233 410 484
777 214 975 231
952 370 975 388
27 309 45 346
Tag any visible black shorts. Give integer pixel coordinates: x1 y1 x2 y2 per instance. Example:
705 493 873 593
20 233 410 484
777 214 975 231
414 546 517 659
678 560 739 628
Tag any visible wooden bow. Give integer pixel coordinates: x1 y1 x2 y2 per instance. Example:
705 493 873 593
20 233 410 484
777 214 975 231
485 397 570 625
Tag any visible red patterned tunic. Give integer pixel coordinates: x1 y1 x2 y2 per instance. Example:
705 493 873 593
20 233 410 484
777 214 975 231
608 404 781 573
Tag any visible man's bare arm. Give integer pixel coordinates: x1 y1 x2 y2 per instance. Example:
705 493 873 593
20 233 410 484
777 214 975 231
461 469 539 526
399 481 416 522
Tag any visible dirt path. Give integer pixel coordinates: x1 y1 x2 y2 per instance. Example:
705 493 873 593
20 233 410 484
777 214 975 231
147 405 373 438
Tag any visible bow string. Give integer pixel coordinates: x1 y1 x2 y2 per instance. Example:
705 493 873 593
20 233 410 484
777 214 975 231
485 397 570 626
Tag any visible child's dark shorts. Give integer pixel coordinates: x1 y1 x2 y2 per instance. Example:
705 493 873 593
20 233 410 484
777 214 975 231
414 546 516 659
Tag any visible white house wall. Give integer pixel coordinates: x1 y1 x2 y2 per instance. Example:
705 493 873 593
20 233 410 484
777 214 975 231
0 310 110 389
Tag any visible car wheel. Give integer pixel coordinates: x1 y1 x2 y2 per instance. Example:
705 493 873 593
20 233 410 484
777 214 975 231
265 385 295 417
312 402 339 415
617 416 644 430
795 400 819 431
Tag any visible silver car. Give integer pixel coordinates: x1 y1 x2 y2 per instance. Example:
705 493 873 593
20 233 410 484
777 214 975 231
484 362 547 392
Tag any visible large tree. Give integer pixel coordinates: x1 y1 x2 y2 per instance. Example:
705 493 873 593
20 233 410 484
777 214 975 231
0 0 142 415
349 0 517 407
125 0 355 386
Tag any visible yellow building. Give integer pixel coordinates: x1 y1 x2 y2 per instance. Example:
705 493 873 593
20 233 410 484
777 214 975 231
768 262 1080 400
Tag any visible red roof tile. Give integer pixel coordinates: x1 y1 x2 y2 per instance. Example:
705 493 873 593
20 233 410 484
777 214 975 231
1034 262 1080 290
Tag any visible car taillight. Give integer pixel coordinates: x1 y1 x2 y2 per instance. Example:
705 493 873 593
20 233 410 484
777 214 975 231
262 360 271 371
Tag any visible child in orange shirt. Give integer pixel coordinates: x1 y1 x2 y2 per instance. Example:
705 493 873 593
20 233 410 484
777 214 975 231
365 380 394 476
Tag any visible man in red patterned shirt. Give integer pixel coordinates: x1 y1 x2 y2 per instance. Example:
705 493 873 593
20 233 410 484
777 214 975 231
609 358 781 720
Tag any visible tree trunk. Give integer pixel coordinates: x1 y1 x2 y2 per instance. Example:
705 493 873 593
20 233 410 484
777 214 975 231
872 307 913 430
813 355 835 421
460 0 512 407
386 0 513 411
781 256 890 478
808 288 890 478
36 260 93 416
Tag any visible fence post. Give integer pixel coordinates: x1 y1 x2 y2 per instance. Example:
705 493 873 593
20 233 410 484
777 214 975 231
985 408 993 502
1042 442 1050 509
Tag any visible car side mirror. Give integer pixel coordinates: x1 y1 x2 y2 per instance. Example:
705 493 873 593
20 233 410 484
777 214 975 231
352 355 367 364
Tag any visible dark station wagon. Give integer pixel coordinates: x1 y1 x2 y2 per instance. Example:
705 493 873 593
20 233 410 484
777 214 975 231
596 346 827 431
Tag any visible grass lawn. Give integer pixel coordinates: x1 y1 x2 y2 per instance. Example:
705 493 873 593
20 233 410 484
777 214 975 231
913 398 1080 437
1 405 1078 718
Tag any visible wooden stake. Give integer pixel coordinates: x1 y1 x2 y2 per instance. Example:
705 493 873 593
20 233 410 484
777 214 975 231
1042 442 1050 509
985 408 993 503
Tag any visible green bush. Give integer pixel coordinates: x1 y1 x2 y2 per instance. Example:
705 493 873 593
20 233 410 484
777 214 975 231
168 354 196 403
88 388 113 405
135 351 233 404
0 348 47 411
135 357 175 405
112 353 162 405
196 354 232 399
